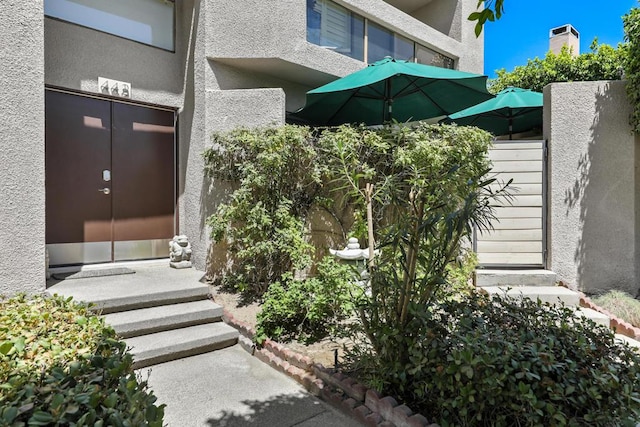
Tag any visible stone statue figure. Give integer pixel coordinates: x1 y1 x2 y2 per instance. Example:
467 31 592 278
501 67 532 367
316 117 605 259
169 235 192 269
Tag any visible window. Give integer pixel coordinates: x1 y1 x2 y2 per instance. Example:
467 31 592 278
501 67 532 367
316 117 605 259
367 22 414 63
307 0 364 61
306 0 454 68
416 44 454 69
44 0 175 51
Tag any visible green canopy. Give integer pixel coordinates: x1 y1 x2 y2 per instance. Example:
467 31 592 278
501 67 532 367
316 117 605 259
443 87 543 138
290 57 494 126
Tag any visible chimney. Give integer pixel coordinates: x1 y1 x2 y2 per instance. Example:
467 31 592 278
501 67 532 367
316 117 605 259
549 24 580 56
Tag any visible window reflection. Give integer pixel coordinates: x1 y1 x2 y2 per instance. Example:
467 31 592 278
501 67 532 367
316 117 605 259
45 0 175 51
306 0 364 61
307 0 453 69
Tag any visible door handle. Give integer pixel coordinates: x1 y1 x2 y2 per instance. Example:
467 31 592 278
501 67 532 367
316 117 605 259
98 188 111 195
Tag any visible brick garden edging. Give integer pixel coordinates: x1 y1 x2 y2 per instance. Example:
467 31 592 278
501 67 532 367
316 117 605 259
580 294 640 340
222 309 438 427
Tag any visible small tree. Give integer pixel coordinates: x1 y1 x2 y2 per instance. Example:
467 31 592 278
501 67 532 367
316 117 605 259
321 124 506 369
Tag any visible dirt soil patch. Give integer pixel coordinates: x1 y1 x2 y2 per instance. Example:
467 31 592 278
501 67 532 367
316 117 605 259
209 284 347 368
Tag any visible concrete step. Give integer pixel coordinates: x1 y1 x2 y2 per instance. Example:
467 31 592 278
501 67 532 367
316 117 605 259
573 307 610 327
475 269 557 287
104 300 224 338
482 285 580 306
125 322 239 369
46 264 211 314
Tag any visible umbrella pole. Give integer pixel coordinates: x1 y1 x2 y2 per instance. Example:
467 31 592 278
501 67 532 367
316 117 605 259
509 115 513 139
385 79 392 122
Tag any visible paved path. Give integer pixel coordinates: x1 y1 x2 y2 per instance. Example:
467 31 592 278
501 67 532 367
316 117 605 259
48 261 362 426
139 345 362 427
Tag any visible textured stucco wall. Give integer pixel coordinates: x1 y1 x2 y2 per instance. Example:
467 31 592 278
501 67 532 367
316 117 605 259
188 88 286 271
206 0 483 75
544 80 639 296
44 7 190 107
0 2 46 295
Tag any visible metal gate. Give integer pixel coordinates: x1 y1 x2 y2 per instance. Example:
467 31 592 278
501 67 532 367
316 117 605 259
474 140 546 268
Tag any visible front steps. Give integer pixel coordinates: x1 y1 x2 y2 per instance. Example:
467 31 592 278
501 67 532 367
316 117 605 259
475 268 640 349
46 264 239 369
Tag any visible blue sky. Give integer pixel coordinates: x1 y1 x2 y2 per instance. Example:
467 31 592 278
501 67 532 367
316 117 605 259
483 1 638 78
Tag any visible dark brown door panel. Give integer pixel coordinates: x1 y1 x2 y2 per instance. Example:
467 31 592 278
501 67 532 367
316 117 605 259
112 103 175 242
45 90 112 244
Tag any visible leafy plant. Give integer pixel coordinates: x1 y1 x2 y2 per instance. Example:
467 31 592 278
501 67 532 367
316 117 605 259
322 123 506 364
440 249 478 300
593 290 640 328
349 292 640 427
468 0 505 37
624 5 640 133
0 294 164 426
489 41 626 94
255 257 361 344
203 125 323 297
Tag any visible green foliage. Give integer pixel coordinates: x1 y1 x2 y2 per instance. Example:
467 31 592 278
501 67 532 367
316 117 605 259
0 294 164 426
490 41 626 93
322 123 507 380
624 6 640 133
468 0 504 37
203 125 323 296
441 249 478 299
593 290 640 329
255 257 361 345
349 292 640 427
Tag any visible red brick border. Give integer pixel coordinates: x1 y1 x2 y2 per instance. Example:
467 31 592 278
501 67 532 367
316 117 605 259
223 309 437 427
579 294 640 340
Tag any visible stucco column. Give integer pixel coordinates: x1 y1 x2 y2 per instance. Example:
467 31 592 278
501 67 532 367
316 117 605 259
544 80 639 296
0 2 46 294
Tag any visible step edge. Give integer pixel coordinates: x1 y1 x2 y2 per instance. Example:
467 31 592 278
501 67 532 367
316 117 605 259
111 312 224 338
93 288 211 314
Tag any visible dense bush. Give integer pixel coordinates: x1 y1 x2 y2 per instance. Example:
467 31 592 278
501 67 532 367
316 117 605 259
489 41 626 93
624 6 640 133
255 257 361 344
347 292 640 427
0 294 164 426
203 125 322 297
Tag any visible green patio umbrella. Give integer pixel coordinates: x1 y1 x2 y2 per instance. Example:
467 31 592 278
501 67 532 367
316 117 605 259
443 87 543 138
290 57 494 126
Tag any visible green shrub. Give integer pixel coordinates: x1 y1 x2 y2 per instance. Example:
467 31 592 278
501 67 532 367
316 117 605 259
440 249 478 300
347 292 640 427
489 41 626 94
593 290 640 329
0 294 164 426
255 257 361 344
624 6 640 133
322 123 505 376
203 125 322 297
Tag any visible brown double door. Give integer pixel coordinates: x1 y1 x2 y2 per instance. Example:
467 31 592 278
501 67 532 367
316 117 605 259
45 90 175 266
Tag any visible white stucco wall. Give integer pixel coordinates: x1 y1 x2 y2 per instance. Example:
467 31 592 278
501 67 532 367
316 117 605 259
544 80 639 296
0 1 46 295
206 0 483 75
44 3 191 107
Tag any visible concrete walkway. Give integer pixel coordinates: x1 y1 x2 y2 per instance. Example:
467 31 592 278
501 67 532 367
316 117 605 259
141 345 361 427
47 261 362 427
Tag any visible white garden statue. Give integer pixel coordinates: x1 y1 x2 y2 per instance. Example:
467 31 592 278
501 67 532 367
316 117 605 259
169 235 192 269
